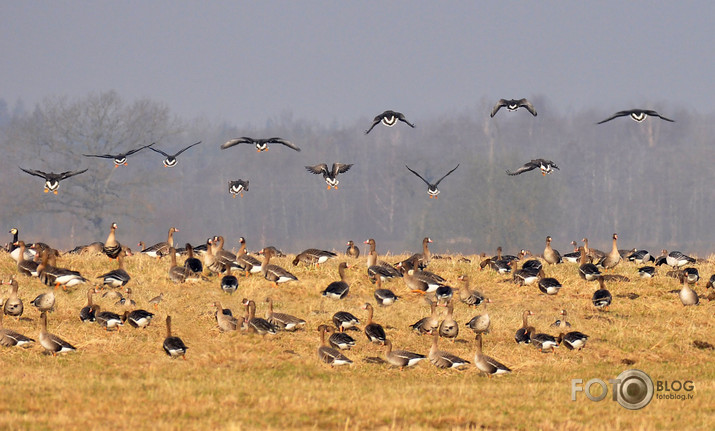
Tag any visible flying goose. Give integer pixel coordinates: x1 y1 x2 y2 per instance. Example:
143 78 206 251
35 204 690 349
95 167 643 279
149 141 202 167
405 164 459 198
597 109 674 124
506 159 558 176
305 163 353 189
364 110 415 134
38 312 75 355
83 143 155 167
490 98 537 117
19 167 87 194
221 137 301 152
228 180 249 198
163 316 188 359
474 334 511 377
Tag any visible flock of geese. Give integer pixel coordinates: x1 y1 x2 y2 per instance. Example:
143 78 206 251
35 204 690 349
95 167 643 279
2 222 710 376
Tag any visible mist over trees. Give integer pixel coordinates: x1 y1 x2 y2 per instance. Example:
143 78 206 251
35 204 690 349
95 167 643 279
1 92 713 257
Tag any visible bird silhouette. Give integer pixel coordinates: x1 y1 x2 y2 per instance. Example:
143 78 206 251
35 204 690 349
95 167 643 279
405 164 459 198
220 137 300 152
150 141 202 167
364 110 415 134
19 168 88 194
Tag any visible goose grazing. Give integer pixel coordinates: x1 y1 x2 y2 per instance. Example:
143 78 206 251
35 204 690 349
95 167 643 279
638 266 656 279
0 310 34 347
373 276 399 306
384 339 426 370
332 311 359 333
400 266 447 295
515 310 535 344
83 143 155 167
506 159 558 176
678 273 699 306
228 180 249 198
221 137 301 152
513 267 543 287
2 277 24 319
578 247 602 281
592 276 613 310
479 257 512 274
293 249 337 267
324 325 355 350
438 300 459 342
141 227 179 258
405 164 460 198
102 222 122 259
149 141 202 167
474 334 511 377
79 288 96 322
428 331 470 369
321 262 351 299
596 109 674 124
37 249 87 290
346 240 360 258
163 316 188 359
530 329 559 353
666 250 696 268
556 310 589 350
97 249 131 288
490 98 537 117
456 275 486 307
124 309 155 329
362 302 386 345
38 312 75 355
628 249 653 265
213 302 239 332
93 305 123 331
465 299 492 335
115 287 136 308
682 267 699 284
242 299 278 335
538 277 562 295
260 248 298 287
19 167 88 194
264 297 305 331
31 290 55 313
305 163 353 189
14 241 38 277
317 325 353 366
220 265 239 294
364 110 415 134
543 236 562 265
599 233 621 270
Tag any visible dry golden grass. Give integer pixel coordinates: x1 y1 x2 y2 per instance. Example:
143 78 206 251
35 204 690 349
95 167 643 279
0 250 713 430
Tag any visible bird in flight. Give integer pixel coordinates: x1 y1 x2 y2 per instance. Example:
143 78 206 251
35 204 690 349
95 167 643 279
220 137 300 152
19 168 88 194
228 180 249 198
83 143 155 167
506 159 559 176
305 163 354 190
365 110 415 134
405 164 460 198
490 99 537 117
596 109 674 124
150 141 202 167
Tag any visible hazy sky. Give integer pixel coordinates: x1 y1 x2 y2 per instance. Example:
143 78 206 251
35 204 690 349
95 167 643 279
2 2 714 127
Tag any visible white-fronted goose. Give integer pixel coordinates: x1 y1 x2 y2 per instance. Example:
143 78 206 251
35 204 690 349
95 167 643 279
530 329 559 353
148 293 164 309
373 276 399 306
592 276 612 310
406 165 459 199
264 297 305 331
598 233 621 270
317 325 353 366
97 249 131 288
124 309 155 329
19 167 88 194
513 267 543 286
183 244 203 274
362 302 386 345
38 311 75 355
2 277 24 319
163 315 188 359
346 241 360 258
31 290 55 313
457 275 486 307
203 238 226 275
384 339 426 370
321 262 350 299
367 250 401 282
236 237 262 276
410 297 439 335
79 288 96 322
466 299 492 335
538 277 562 295
655 249 669 266
556 310 589 350
543 236 562 265
628 249 653 264
325 325 356 350
220 265 239 294
597 109 674 124
582 238 605 262
428 331 470 369
666 250 696 268
305 163 353 189
479 257 512 274
228 180 249 198
37 249 87 290
260 248 298 287
115 287 136 308
506 159 558 176
399 266 447 295
142 227 179 258
438 301 459 342
102 222 122 259
332 311 359 332
562 241 581 263
149 141 202 167
242 299 277 335
83 143 154 167
638 266 656 279
521 258 542 272
578 247 602 281
678 273 699 306
212 236 245 271
435 285 454 306
515 310 535 344
213 302 239 332
364 110 415 134
221 137 301 152
682 267 699 284
9 229 35 262
0 311 34 347
93 305 123 331
14 241 38 277
474 334 511 377
292 248 337 267
490 98 537 117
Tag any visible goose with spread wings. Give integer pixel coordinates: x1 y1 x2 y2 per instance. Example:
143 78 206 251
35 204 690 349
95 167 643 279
305 163 353 189
220 137 300 152
150 141 202 167
596 109 674 124
83 143 155 167
406 164 459 198
490 99 537 117
364 110 415 134
506 159 559 176
19 168 88 194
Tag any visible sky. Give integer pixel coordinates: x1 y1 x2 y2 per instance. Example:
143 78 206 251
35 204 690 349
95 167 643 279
2 1 714 128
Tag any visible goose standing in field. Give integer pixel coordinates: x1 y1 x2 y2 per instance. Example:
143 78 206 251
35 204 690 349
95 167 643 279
2 277 24 319
543 236 562 265
0 310 34 347
367 250 401 283
141 227 179 258
228 180 249 198
321 262 351 299
592 276 613 310
102 222 122 259
324 325 356 350
456 275 486 307
97 249 131 288
220 265 239 294
666 250 696 268
203 238 226 275
79 288 96 322
506 159 558 176
260 248 298 287
405 237 434 269
474 334 511 377
8 229 35 262
150 141 202 167
362 303 386 345
31 289 55 313
221 136 301 152
399 266 447 294
364 110 415 134
212 236 244 271
479 257 512 274
438 300 459 342
678 273 700 306
428 331 470 369
14 241 38 276
37 249 88 290
115 287 136 308
83 143 155 167
213 302 239 332
530 328 559 353
562 241 581 263
332 311 359 332
38 312 75 355
183 243 203 274
465 299 492 335
242 299 278 335
514 310 535 344
346 240 360 258
556 310 589 350
578 246 602 281
373 276 399 306
405 165 459 199
305 163 353 189
234 237 262 276
582 238 605 262
93 305 123 331
293 248 337 267
596 109 674 124
317 325 353 366
599 233 622 270
124 308 155 329
490 98 537 117
163 315 188 359
19 167 88 194
264 297 305 331
148 293 164 309
384 339 426 370
410 297 439 335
